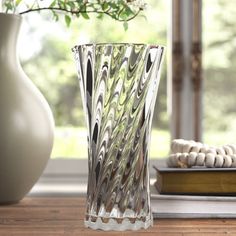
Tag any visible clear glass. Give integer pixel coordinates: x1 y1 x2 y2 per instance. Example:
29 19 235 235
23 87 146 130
19 0 169 160
73 43 164 231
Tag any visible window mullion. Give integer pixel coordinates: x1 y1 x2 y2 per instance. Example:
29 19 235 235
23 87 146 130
169 0 203 141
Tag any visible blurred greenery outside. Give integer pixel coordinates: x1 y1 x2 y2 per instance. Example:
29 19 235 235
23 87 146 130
20 0 169 159
202 0 236 146
19 0 236 159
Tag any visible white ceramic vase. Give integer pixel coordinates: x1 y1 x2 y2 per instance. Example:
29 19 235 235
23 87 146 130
0 13 54 204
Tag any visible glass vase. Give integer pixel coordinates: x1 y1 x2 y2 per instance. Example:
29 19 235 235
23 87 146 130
73 43 164 231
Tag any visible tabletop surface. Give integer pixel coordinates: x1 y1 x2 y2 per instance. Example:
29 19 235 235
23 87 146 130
0 197 235 235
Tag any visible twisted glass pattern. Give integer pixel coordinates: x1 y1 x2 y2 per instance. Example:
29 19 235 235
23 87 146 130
73 43 164 231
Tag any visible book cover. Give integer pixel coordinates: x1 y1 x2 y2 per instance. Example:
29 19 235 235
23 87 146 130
154 166 236 195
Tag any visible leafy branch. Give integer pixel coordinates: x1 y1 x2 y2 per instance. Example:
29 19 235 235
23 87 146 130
3 0 146 28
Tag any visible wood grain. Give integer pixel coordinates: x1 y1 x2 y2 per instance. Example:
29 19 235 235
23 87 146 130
0 197 235 235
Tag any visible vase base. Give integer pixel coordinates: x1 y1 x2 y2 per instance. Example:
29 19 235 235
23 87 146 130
84 215 153 231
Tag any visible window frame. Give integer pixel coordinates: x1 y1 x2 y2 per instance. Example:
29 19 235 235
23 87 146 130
170 0 202 141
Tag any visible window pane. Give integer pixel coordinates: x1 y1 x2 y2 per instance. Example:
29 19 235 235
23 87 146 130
203 0 236 146
20 0 169 159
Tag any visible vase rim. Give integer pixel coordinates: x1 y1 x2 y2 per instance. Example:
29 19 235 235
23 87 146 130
0 12 22 20
72 43 165 52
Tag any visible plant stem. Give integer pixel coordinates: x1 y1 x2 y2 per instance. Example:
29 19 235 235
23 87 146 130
19 7 140 22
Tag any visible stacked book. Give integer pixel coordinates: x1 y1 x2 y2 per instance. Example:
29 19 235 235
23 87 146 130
151 166 236 218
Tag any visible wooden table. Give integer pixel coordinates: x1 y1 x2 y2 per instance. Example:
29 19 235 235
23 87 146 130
0 197 235 235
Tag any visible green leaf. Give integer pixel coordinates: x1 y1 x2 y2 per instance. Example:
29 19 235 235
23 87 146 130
65 15 71 27
123 21 128 31
96 13 104 19
108 2 118 9
102 2 109 11
119 7 135 20
50 0 57 7
16 0 23 6
4 2 14 12
67 2 75 9
52 10 59 21
4 2 13 9
125 7 134 16
81 12 90 20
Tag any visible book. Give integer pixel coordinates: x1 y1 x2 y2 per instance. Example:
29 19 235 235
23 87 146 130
150 183 236 218
153 166 236 195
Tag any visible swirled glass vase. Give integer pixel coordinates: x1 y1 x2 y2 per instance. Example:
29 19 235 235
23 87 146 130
73 43 164 231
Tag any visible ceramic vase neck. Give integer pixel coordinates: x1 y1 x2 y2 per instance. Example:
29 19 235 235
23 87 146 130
0 13 22 62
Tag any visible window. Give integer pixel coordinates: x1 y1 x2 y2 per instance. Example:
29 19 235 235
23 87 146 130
19 0 170 162
203 0 236 146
